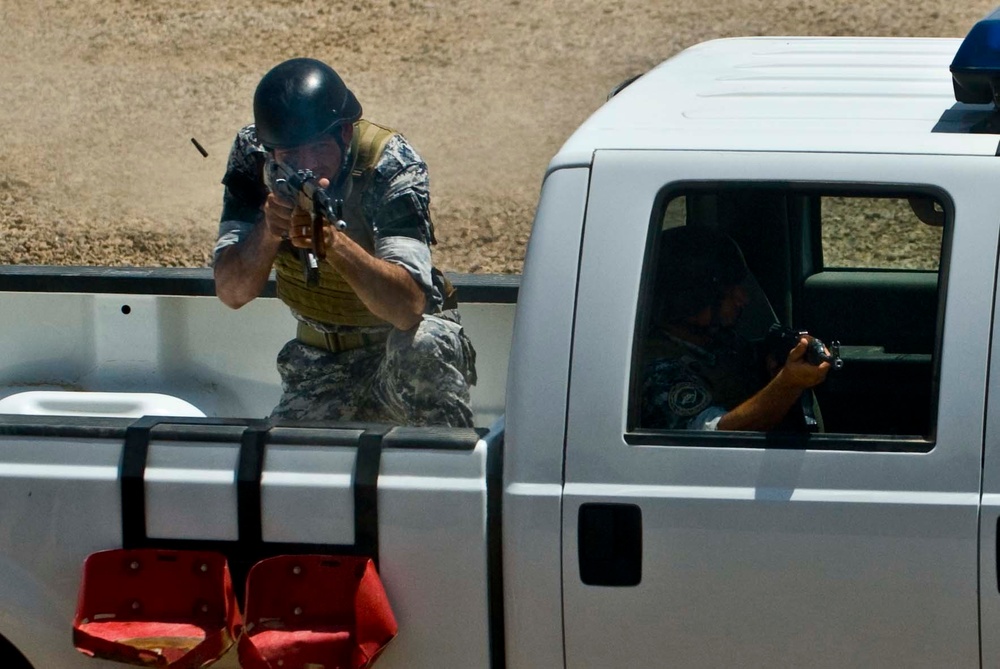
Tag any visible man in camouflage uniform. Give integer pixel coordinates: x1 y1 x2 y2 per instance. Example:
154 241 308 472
213 58 476 426
641 227 828 431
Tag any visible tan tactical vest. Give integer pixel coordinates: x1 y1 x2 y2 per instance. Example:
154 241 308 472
274 120 396 327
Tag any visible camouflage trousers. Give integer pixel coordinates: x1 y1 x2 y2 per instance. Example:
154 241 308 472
271 312 477 427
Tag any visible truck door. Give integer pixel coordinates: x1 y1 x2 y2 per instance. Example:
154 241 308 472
979 232 1000 668
562 150 1000 668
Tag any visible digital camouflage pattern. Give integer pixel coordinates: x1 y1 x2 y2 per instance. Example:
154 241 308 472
214 122 475 426
214 122 445 318
641 329 764 430
272 313 477 427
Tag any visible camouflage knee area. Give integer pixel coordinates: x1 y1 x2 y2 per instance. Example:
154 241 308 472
271 339 382 422
377 314 477 427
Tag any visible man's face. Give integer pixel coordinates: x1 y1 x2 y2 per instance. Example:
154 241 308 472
717 283 749 327
689 282 750 330
271 124 353 181
273 136 343 180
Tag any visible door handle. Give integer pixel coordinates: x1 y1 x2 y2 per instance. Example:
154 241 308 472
578 503 642 586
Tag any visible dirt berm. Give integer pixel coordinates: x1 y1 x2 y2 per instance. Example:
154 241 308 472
0 1 993 273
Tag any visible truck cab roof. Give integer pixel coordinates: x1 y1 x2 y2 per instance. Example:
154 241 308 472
552 36 1000 169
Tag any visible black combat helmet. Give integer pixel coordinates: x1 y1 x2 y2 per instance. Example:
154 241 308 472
655 226 750 324
253 58 362 150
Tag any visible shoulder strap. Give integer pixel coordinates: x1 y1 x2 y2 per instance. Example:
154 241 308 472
351 119 396 180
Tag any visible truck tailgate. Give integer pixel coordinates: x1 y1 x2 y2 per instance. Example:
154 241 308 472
0 417 496 669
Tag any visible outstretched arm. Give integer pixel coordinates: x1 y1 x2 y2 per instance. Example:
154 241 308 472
289 202 426 330
214 194 294 309
717 337 830 431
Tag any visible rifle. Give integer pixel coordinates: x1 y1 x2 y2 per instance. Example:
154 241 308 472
268 161 347 287
763 324 844 371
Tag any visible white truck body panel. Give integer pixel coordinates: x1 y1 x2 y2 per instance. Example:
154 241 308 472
502 166 589 668
0 429 495 669
981 250 1000 668
561 149 1000 667
0 437 123 668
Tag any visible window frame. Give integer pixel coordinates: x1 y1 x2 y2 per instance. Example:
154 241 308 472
624 180 955 453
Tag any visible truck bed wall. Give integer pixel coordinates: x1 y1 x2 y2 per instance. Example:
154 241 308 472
0 268 517 426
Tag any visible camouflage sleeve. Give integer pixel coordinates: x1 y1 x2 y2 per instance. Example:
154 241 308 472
364 134 436 245
375 236 443 312
213 125 268 264
641 359 725 430
364 133 442 310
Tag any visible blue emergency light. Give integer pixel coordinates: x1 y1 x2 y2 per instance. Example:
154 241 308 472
951 7 1000 107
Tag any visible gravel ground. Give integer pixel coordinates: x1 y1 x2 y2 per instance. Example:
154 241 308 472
0 1 994 273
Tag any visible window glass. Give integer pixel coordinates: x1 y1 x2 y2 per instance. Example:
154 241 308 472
821 196 943 270
661 195 687 230
633 187 946 443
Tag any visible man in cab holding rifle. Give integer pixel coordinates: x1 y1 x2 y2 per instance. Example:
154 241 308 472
641 226 832 432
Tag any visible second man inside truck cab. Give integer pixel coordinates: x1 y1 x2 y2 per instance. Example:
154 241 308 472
640 226 830 431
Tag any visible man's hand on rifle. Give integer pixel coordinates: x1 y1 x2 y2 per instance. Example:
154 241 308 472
263 192 295 242
287 206 317 249
777 337 831 389
264 177 342 254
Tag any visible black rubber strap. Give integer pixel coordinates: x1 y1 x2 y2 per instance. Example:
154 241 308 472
355 427 389 567
121 419 386 568
120 416 161 549
485 425 507 669
120 417 253 549
237 422 270 547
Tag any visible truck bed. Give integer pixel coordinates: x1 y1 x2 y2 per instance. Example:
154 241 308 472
0 266 514 669
0 267 516 425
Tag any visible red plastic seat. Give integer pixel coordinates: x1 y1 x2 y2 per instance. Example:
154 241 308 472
238 555 397 669
73 549 240 668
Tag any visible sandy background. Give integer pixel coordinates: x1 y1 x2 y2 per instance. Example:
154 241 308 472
0 1 994 274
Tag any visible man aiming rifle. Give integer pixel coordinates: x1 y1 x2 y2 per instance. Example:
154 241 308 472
213 58 476 426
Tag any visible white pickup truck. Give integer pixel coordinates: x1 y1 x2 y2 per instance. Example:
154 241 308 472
4 8 1000 668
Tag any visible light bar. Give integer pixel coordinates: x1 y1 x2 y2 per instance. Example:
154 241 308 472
951 7 1000 107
